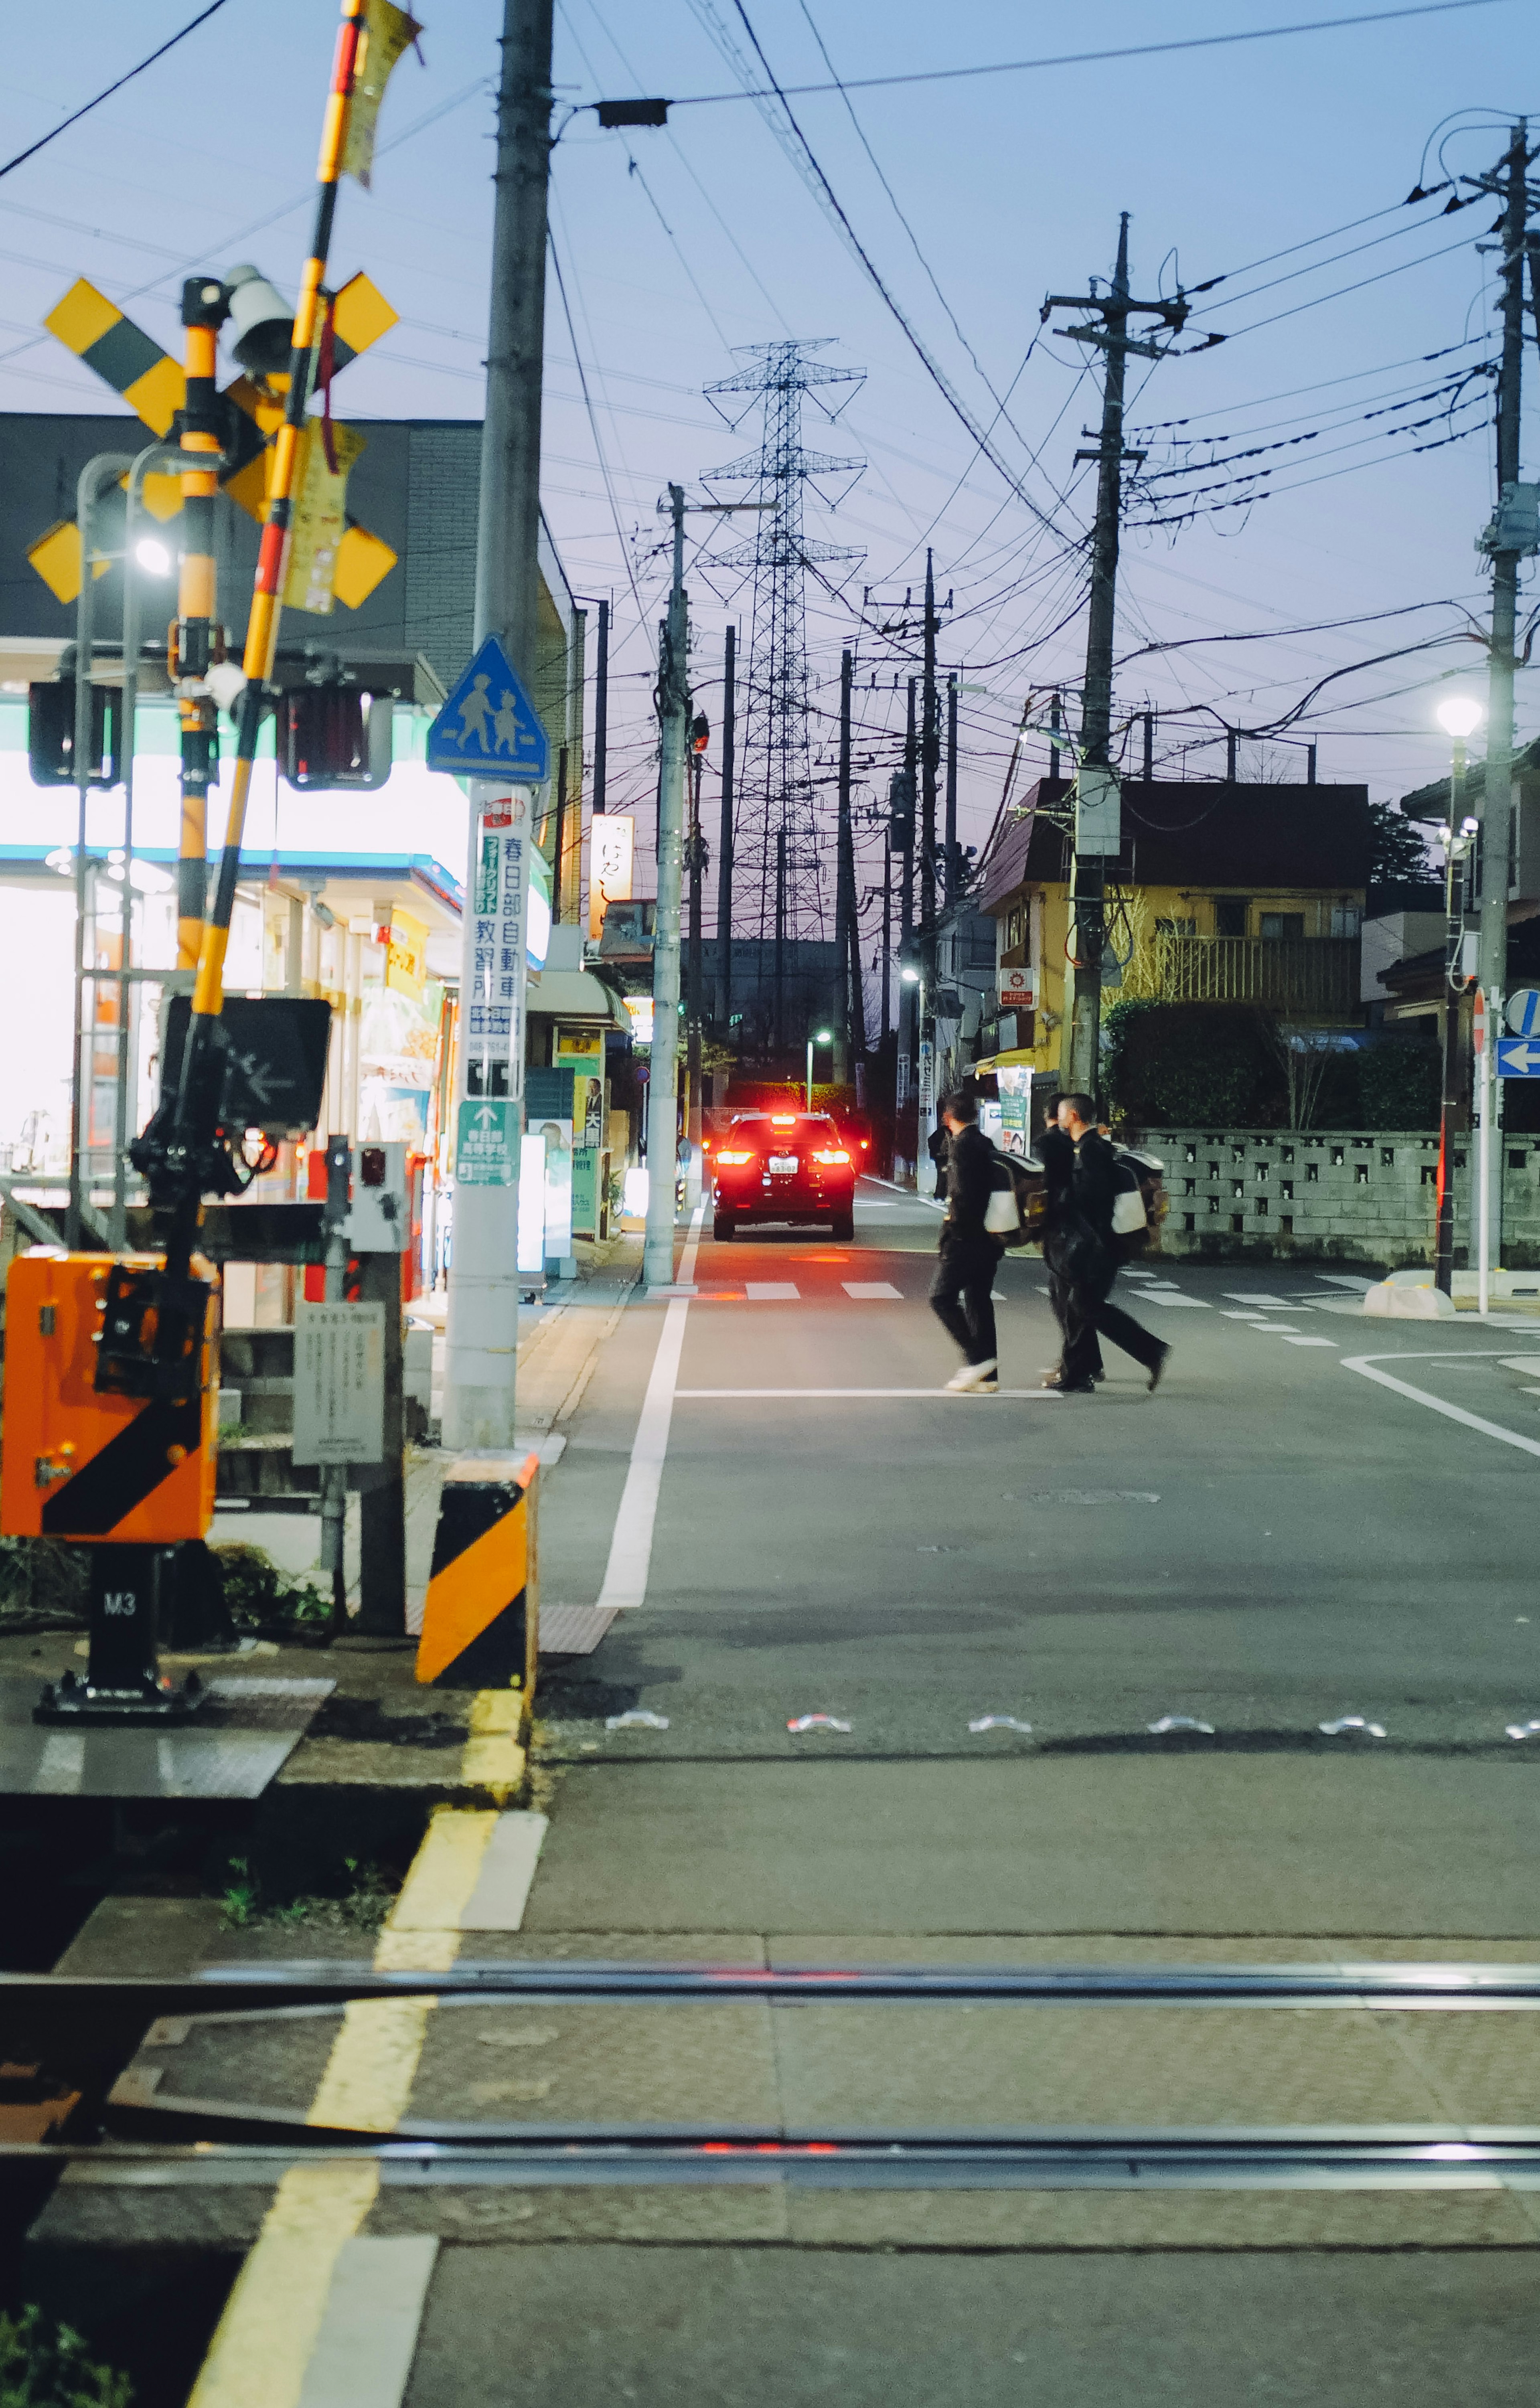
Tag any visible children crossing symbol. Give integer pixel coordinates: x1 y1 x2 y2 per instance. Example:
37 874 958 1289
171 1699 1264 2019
427 635 550 781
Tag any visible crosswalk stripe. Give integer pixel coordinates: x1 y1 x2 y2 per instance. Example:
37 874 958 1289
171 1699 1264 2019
842 1281 903 1299
745 1282 800 1299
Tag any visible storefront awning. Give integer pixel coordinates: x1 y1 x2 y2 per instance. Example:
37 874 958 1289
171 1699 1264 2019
524 967 630 1027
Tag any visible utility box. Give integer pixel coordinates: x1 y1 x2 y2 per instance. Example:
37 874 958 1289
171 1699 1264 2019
349 1142 410 1252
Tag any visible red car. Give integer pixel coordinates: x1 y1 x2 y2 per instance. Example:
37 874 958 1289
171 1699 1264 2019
711 1112 856 1241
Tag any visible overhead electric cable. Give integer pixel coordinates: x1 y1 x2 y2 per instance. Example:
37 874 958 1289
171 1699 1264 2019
663 1 1516 109
0 0 233 181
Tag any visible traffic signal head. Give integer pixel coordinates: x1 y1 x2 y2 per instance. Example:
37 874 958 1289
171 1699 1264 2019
28 681 122 789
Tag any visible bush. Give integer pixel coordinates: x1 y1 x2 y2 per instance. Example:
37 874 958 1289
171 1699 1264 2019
0 2307 131 2408
210 1545 332 1644
1104 1001 1276 1126
0 1539 89 1634
1357 1043 1440 1129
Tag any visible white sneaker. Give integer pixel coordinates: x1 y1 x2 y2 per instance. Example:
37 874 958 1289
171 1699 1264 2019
945 1359 999 1392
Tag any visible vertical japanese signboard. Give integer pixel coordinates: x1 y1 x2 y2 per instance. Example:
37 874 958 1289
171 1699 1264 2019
467 796 529 1098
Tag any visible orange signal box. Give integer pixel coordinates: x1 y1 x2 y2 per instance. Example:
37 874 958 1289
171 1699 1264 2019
0 1252 219 1543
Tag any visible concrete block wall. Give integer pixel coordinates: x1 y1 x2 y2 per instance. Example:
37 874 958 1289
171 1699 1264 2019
1140 1128 1540 1266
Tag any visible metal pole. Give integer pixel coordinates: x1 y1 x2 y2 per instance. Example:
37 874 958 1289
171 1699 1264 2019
444 0 554 1448
67 452 134 1251
1434 741 1469 1296
715 622 736 1030
805 1034 813 1110
1476 119 1530 1280
551 744 567 923
1479 996 1493 1317
944 671 958 907
644 485 687 1288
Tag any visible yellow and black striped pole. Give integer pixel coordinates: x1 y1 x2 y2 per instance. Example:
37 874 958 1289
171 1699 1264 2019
172 277 229 971
168 0 365 1241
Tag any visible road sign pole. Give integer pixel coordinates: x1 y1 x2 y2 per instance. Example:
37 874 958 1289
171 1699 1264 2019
1478 987 1495 1320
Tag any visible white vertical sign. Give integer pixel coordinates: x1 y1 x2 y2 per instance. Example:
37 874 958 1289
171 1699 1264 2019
293 1302 386 1466
466 795 531 1101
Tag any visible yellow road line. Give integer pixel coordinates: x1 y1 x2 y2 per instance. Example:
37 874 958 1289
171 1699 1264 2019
187 1804 502 2403
460 1686 527 1801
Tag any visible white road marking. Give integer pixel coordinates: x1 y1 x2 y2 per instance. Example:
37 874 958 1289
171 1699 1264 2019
675 1388 1063 1400
1141 1293 1211 1308
1341 1349 1540 1459
1252 1324 1302 1335
843 1281 903 1299
596 1205 703 1613
1221 1311 1273 1321
457 1811 550 1929
296 2235 438 2408
745 1282 800 1299
1319 1273 1376 1290
1224 1292 1295 1306
863 1175 946 1211
1500 1357 1540 1373
1278 1334 1338 1347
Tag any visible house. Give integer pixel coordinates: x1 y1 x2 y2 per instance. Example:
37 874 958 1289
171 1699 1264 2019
975 775 1373 1083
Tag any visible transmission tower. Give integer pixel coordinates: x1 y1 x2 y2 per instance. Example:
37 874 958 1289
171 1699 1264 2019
705 342 863 1051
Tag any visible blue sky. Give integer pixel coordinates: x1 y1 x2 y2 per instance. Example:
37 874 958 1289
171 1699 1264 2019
1 0 1536 905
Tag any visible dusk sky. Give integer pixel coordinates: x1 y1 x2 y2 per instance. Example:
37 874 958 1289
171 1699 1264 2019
2 0 1534 909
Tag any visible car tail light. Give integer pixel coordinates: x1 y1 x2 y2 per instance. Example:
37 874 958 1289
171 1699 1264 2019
716 1149 754 1165
771 1115 797 1128
812 1149 850 1165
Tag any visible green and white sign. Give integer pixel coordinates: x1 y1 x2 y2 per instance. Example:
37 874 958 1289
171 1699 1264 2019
456 1097 518 1187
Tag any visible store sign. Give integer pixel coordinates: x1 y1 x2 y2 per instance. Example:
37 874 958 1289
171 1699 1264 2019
554 1025 604 1068
455 1096 518 1187
385 905 428 1000
590 812 634 939
623 994 654 1047
998 965 1035 1008
292 1301 385 1465
467 796 529 1090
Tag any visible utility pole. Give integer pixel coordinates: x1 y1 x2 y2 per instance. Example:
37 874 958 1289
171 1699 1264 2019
880 838 892 1053
685 713 708 1209
644 484 688 1287
919 554 940 1134
444 0 554 1450
899 678 917 1107
715 622 736 1029
1043 215 1187 1098
1470 119 1535 1276
944 672 959 907
833 646 855 1082
592 595 608 817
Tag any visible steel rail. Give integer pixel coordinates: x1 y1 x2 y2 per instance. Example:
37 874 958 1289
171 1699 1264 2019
10 2133 1540 2193
6 1961 1540 2018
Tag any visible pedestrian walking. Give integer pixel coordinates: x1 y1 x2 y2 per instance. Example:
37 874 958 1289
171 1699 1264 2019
926 1113 951 1199
1039 1116 1103 1386
1041 1093 1168 1395
929 1090 1003 1393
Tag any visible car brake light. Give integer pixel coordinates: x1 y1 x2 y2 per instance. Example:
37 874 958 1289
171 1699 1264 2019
812 1149 850 1165
716 1149 753 1165
771 1115 797 1127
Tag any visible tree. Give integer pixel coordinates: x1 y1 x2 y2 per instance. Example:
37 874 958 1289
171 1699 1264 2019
1366 800 1433 891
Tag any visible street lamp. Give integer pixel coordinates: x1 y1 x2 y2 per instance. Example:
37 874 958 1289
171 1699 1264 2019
1433 694 1484 1300
806 1027 833 1110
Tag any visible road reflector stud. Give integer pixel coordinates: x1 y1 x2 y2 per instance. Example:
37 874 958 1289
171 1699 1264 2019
416 1452 539 1690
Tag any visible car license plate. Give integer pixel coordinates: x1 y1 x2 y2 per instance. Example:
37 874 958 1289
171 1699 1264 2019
769 1154 798 1173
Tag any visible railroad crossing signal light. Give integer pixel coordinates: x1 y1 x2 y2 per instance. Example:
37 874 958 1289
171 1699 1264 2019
280 685 393 790
225 262 294 375
27 680 122 788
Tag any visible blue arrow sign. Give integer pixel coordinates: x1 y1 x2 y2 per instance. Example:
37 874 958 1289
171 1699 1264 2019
426 635 550 782
1496 1037 1540 1077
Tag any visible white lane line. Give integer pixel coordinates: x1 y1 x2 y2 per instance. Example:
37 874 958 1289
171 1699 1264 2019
843 1281 903 1299
1141 1294 1211 1309
746 1282 800 1299
1320 1273 1375 1290
1251 1324 1302 1335
458 1811 550 1930
863 1175 946 1211
1278 1335 1337 1348
1224 1292 1294 1305
296 2234 438 2408
675 1387 1063 1400
1341 1349 1540 1459
596 1205 703 1613
1221 1311 1273 1321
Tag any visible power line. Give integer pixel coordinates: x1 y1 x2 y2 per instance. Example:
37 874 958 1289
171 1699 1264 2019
546 226 651 640
0 0 233 181
663 1 1517 110
1126 333 1491 431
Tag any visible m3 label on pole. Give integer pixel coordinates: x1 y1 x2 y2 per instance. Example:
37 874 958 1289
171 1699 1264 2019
428 634 550 782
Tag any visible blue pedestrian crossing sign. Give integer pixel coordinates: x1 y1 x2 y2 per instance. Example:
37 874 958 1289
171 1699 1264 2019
426 635 550 782
1496 1037 1540 1078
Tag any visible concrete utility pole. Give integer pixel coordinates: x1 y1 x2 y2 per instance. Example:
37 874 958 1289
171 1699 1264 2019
1043 215 1187 1098
833 646 855 1082
685 713 708 1209
444 0 554 1451
715 624 736 1029
919 553 941 1132
1471 120 1535 1273
644 484 688 1287
944 672 959 907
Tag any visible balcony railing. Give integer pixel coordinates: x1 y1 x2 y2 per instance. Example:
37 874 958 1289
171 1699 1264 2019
1149 934 1360 1017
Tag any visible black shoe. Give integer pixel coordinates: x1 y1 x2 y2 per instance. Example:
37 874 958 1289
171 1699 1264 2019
1148 1345 1171 1394
1091 1367 1105 1385
1043 1375 1096 1394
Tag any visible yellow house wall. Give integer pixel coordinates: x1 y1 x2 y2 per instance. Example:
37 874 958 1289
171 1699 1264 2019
994 878 1367 1084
